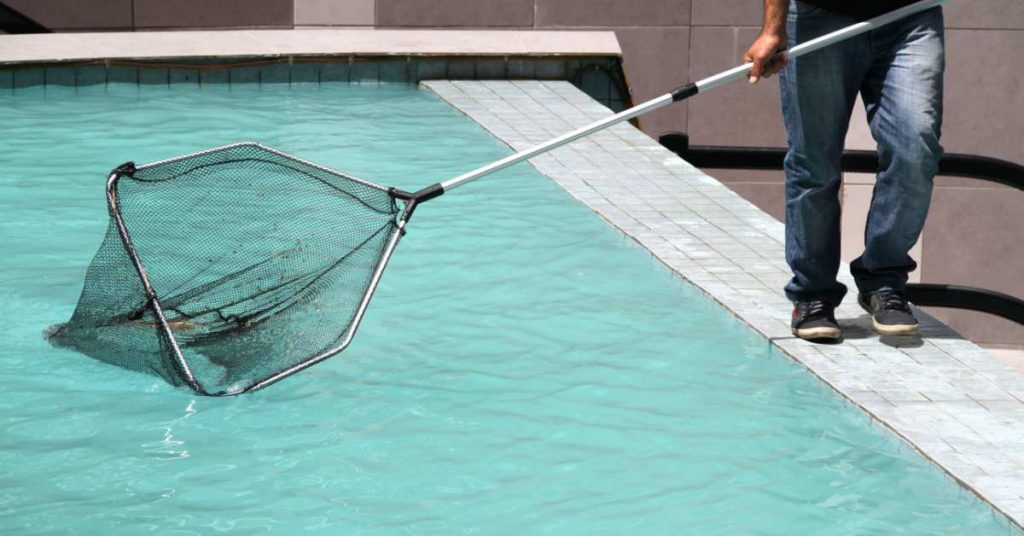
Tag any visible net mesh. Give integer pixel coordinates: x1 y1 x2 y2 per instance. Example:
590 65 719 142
47 143 400 395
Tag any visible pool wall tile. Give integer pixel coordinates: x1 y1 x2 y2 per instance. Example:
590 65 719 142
290 62 320 84
579 66 611 102
412 59 447 82
76 66 107 86
349 61 380 84
200 69 230 85
0 70 11 90
446 60 476 80
229 66 261 85
565 59 585 82
378 60 410 84
44 67 76 86
169 68 200 85
319 62 351 83
106 66 139 84
534 60 566 80
13 68 44 89
506 59 535 80
1 56 629 104
138 67 170 85
475 59 507 79
260 63 291 85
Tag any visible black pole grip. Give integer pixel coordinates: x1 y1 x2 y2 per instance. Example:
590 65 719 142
670 83 699 102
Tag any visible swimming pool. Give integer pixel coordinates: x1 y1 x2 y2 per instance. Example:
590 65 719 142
0 79 1015 534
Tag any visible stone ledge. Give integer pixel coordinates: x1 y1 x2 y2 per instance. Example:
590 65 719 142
0 29 620 66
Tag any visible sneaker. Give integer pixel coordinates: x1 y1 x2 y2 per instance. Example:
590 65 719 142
791 300 841 341
858 289 919 336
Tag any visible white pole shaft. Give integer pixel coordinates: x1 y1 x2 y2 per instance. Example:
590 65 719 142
439 94 673 191
439 0 945 193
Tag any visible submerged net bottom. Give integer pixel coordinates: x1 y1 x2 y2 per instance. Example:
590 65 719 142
47 144 400 395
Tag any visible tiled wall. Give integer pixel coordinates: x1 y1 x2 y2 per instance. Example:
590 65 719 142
1 57 625 110
8 0 1024 346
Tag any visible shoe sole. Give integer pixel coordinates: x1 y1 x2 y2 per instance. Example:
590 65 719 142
792 326 842 341
871 318 919 336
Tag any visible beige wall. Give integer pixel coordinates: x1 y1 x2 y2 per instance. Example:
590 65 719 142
12 0 1024 346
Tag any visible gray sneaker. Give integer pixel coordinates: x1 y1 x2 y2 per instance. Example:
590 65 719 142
791 300 841 341
858 289 919 335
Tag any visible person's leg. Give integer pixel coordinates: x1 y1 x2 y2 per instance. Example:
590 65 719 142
780 3 872 307
853 7 945 295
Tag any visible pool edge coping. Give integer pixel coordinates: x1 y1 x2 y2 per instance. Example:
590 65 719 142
0 29 621 66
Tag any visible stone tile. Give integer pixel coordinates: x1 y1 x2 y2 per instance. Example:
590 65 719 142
691 0 762 26
615 26 690 138
944 0 1024 30
295 0 374 26
4 0 132 31
133 0 293 29
376 0 533 27
687 26 786 147
943 29 1024 165
0 29 617 66
535 0 690 27
922 186 1024 346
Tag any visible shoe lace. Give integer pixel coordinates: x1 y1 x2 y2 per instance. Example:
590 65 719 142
876 290 911 312
803 299 830 318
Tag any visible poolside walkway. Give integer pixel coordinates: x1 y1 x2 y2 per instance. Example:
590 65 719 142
424 79 1024 529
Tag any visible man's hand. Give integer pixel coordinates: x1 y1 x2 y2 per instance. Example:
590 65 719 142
744 31 788 84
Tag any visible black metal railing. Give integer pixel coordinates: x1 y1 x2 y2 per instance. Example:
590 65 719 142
659 132 1024 326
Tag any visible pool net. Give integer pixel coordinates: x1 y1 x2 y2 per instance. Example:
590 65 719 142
46 143 401 395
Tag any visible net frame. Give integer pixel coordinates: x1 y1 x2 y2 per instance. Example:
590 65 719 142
105 142 406 396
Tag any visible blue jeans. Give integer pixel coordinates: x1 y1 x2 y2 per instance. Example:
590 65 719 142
780 2 945 305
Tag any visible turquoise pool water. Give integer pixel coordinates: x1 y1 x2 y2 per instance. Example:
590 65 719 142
0 81 1014 535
